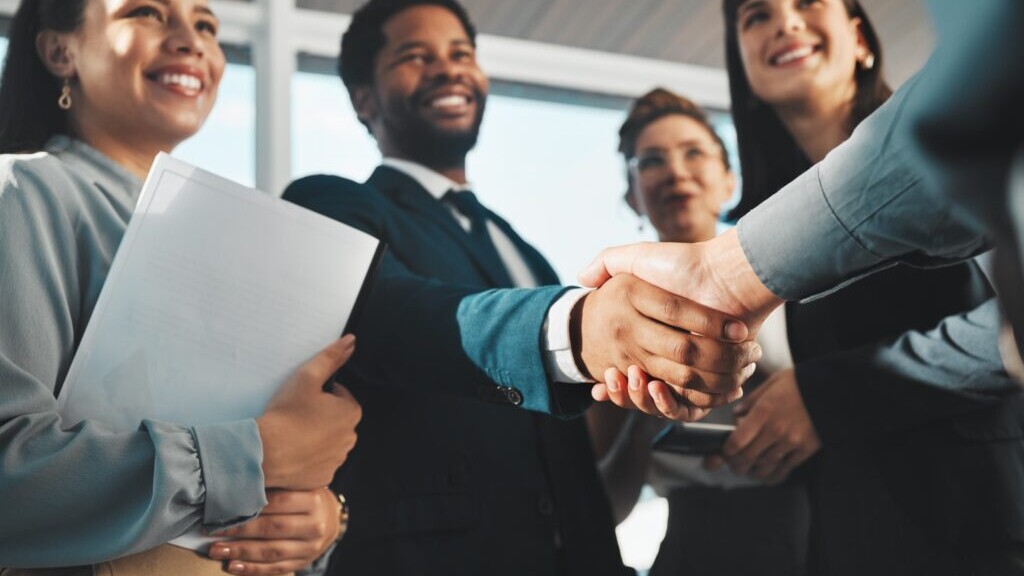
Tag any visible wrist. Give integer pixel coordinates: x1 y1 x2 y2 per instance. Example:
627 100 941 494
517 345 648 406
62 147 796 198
569 293 593 380
703 229 783 325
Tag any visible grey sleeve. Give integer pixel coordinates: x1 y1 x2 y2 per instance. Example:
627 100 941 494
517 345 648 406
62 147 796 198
0 176 266 566
796 298 1016 445
736 73 991 302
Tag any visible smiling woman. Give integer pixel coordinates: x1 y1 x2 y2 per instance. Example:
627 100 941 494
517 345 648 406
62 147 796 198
0 1 360 574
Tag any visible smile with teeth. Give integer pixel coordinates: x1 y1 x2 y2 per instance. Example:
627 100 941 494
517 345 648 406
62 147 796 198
152 73 203 92
429 94 470 109
773 45 818 66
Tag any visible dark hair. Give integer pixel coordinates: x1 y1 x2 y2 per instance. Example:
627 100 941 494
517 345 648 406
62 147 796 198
338 0 477 97
0 0 88 154
618 87 731 171
723 0 892 221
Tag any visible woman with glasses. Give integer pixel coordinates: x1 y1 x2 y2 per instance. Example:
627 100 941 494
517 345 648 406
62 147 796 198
0 1 361 574
588 87 808 576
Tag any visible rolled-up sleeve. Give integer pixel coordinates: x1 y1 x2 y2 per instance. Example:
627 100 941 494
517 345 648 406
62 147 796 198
736 73 991 302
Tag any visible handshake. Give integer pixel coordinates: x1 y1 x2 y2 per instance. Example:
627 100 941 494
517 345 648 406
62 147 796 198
573 229 782 422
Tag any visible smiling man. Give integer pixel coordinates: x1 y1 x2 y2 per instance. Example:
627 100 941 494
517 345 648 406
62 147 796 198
281 0 763 574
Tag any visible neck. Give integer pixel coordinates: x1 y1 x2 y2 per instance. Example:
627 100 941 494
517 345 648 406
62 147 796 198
660 226 717 244
72 116 171 180
773 88 855 164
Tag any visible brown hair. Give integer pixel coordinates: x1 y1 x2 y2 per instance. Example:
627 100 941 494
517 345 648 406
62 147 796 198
618 87 730 171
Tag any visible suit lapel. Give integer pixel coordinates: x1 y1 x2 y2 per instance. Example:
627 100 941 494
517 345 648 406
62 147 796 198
486 211 561 285
367 166 515 287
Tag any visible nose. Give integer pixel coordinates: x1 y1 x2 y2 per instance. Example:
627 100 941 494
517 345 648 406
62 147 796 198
775 5 807 37
166 20 205 57
666 150 692 182
426 54 464 83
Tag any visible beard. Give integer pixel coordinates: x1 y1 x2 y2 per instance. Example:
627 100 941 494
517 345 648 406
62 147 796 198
380 84 487 169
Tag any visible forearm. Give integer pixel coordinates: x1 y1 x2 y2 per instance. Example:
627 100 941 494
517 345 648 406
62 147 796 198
0 409 265 567
797 298 1016 444
735 74 991 302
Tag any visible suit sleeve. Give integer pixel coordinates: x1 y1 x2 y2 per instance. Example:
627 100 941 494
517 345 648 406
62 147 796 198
796 298 1019 444
284 176 592 418
736 73 992 303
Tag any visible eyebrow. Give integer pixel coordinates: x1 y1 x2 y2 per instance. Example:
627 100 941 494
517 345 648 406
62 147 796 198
392 38 474 54
139 0 216 18
737 0 767 15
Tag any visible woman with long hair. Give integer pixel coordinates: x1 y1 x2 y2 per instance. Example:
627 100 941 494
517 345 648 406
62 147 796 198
587 87 809 575
711 1 1023 573
603 0 1024 573
0 1 361 574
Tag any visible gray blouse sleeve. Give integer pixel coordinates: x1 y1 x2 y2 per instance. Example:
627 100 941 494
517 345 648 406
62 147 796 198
736 73 991 302
0 164 266 567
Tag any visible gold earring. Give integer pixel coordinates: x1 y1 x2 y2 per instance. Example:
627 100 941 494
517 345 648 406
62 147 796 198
860 53 876 71
58 78 72 110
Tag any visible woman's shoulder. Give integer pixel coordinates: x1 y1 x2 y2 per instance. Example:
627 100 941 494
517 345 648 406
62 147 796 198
0 147 80 201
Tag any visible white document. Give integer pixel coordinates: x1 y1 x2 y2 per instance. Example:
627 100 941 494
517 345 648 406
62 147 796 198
57 154 380 549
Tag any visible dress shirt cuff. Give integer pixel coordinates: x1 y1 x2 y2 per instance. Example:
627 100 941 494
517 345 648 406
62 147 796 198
736 166 888 302
543 287 595 383
192 419 267 527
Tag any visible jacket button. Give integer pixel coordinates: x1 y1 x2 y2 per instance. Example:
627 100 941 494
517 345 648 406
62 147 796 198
505 387 523 406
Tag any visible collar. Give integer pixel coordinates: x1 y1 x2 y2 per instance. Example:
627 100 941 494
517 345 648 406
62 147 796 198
381 157 472 200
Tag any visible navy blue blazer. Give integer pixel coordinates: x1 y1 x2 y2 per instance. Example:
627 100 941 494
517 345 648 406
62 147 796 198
284 167 631 576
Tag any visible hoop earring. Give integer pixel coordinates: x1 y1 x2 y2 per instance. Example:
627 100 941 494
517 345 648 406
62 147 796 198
58 78 72 110
860 53 876 71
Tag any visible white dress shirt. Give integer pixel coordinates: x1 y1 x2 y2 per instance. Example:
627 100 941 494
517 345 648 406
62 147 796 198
381 158 592 383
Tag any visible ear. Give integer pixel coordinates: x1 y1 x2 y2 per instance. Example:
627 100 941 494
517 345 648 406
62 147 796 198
850 17 870 59
350 85 378 127
36 30 77 79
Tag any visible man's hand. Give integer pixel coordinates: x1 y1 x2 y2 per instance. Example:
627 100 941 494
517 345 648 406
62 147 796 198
209 488 342 575
258 336 362 489
704 368 822 484
576 275 761 409
578 229 784 332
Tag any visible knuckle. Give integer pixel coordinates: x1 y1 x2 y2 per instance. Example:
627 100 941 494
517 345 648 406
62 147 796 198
673 338 698 365
661 295 681 322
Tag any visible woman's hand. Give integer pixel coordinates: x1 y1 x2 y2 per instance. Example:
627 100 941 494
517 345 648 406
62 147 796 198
704 368 821 484
209 488 343 575
257 336 362 489
592 365 740 422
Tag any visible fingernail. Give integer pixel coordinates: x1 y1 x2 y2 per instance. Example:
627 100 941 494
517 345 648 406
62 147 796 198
209 546 230 559
725 321 747 341
340 334 356 347
744 363 757 378
607 377 619 393
229 561 245 574
629 372 640 391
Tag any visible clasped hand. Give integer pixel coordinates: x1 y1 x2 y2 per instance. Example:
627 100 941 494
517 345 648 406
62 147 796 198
576 274 761 420
208 487 344 575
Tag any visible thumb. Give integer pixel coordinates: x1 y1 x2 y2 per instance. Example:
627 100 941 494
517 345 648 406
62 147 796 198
299 335 356 393
578 243 651 288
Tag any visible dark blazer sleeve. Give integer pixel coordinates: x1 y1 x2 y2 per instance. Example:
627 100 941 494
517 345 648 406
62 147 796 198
283 175 592 417
796 298 1019 444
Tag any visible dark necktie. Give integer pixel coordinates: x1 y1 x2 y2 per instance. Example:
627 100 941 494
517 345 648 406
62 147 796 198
443 189 514 287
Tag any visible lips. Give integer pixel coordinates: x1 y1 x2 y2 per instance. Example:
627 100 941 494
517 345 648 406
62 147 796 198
769 43 820 67
145 65 207 97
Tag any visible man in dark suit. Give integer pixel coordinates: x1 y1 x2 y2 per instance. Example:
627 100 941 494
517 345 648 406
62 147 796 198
282 0 760 574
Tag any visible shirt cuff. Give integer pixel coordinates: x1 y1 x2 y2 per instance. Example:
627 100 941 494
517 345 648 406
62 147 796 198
542 287 595 383
736 166 888 302
192 419 268 527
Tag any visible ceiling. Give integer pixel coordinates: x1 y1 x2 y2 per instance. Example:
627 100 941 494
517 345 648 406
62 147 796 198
296 0 934 86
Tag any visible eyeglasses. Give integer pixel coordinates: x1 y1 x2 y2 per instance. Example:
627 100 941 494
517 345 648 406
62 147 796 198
628 145 724 179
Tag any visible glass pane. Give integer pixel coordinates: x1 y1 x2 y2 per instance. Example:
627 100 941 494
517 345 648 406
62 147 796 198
175 63 257 187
